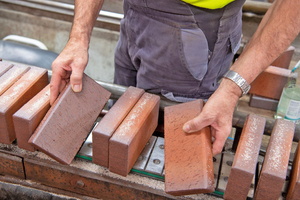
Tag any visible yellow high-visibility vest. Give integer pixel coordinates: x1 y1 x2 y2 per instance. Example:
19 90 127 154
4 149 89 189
182 0 234 9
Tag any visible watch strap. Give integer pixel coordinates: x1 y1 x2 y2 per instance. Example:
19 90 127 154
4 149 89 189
223 70 251 96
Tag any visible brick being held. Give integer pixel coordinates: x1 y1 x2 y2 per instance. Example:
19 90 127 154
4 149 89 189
164 99 214 196
92 86 145 168
0 66 48 144
109 92 160 176
29 74 111 165
13 84 51 152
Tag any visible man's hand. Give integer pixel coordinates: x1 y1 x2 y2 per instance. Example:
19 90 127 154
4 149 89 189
50 39 88 105
183 79 241 156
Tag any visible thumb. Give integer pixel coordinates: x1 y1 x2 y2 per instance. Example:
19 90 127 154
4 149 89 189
182 113 211 134
70 69 84 93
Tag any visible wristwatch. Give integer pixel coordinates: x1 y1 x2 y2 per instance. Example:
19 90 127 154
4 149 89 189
223 70 251 96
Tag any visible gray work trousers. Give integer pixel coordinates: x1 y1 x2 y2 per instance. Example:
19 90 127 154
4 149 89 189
114 0 245 101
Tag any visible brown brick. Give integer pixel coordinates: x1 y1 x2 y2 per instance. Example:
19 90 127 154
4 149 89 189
29 74 111 165
13 84 51 152
254 119 295 200
109 93 160 176
0 65 30 96
0 67 48 144
92 86 144 167
286 142 300 200
164 99 214 196
249 66 291 100
271 46 295 69
224 114 266 200
0 61 13 77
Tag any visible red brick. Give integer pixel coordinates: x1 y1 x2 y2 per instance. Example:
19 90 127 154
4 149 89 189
29 74 111 165
286 142 300 200
249 66 291 100
0 61 13 77
109 93 160 176
13 84 50 152
92 86 144 167
271 46 295 69
254 119 295 200
0 67 48 144
0 65 30 96
164 99 214 196
224 114 266 200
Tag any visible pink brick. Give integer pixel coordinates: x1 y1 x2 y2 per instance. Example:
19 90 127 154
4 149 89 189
13 84 50 152
287 143 300 200
0 65 30 96
0 61 13 77
164 99 214 196
92 86 144 167
254 119 295 200
29 74 111 165
109 93 160 176
0 67 48 144
224 114 266 200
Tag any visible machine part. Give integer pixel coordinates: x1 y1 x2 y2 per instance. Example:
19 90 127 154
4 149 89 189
132 136 157 171
249 94 279 111
145 137 165 176
3 35 48 50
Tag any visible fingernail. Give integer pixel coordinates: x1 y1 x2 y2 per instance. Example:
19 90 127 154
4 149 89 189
72 84 81 92
183 124 190 133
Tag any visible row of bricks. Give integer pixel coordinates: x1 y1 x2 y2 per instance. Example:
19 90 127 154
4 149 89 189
164 100 299 198
0 60 111 164
93 86 160 176
223 114 298 200
0 61 161 177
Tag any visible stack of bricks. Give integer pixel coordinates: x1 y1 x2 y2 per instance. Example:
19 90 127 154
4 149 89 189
164 99 214 196
223 114 266 200
0 61 48 144
92 86 160 176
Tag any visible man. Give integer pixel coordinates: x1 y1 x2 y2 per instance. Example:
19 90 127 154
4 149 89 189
50 0 300 156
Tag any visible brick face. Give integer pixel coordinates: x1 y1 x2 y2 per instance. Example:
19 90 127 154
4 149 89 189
164 99 214 196
0 61 13 77
109 93 160 176
0 65 30 96
93 86 144 168
29 74 111 165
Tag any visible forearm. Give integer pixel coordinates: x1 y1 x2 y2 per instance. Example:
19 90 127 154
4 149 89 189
70 0 104 48
230 0 300 93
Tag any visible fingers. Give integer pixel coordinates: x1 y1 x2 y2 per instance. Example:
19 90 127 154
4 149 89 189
70 68 84 92
183 113 211 133
211 126 232 156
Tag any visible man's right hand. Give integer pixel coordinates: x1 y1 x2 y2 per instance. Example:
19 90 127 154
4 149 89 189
50 38 88 105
